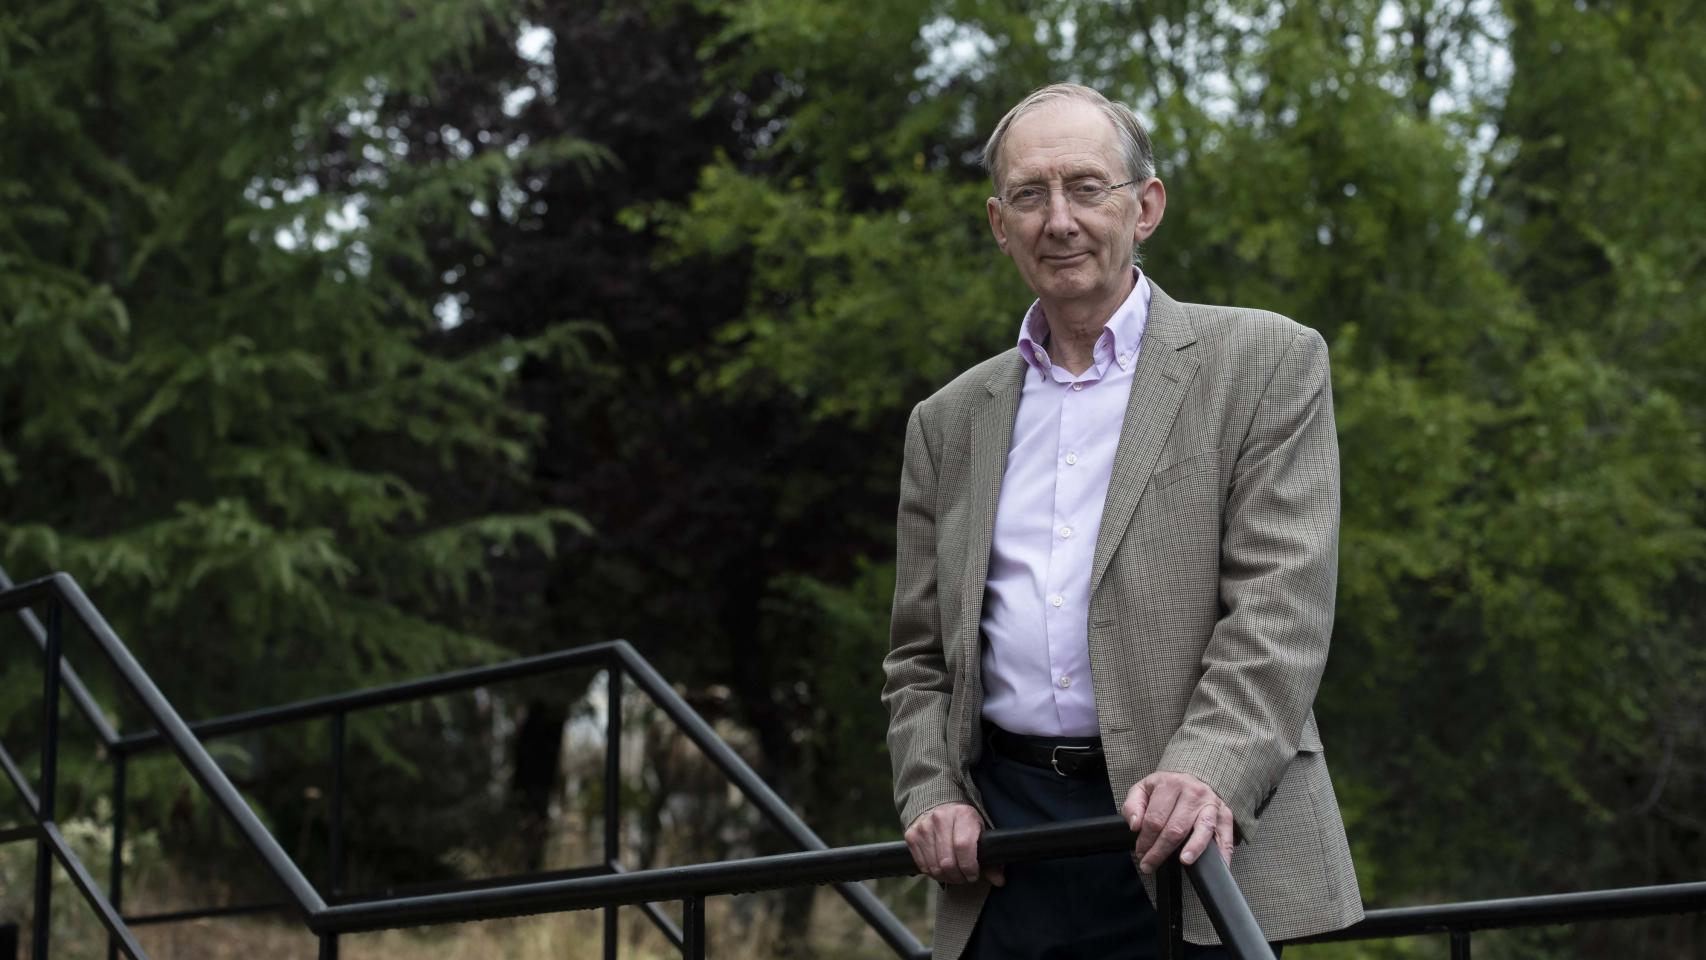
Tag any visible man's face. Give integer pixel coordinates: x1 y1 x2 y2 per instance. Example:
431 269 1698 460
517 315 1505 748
986 101 1164 308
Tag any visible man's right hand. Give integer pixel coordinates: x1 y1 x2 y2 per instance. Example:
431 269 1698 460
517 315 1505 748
904 802 1005 886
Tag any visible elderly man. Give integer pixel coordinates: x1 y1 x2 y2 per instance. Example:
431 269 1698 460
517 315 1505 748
882 83 1362 958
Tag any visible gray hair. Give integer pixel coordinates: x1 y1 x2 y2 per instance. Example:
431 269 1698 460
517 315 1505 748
981 83 1156 191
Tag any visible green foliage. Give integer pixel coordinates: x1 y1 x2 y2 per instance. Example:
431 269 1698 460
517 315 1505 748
642 0 1706 949
0 0 602 882
1 0 598 705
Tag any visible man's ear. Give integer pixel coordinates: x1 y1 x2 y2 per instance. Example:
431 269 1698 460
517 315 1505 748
987 196 1009 253
1135 177 1167 244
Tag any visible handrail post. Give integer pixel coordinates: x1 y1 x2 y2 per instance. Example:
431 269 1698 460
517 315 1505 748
108 750 128 960
329 710 346 896
604 657 622 960
1450 929 1471 959
32 600 63 960
682 896 704 960
1156 855 1184 960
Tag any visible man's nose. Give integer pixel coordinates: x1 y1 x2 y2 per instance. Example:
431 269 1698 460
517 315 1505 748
1043 188 1077 238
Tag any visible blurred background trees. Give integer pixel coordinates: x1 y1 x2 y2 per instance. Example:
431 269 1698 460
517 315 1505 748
3 0 1703 955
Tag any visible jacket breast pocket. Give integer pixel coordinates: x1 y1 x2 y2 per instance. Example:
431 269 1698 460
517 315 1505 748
1135 447 1225 541
1150 446 1222 493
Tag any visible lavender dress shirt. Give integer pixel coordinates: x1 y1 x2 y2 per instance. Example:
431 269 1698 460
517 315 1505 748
979 269 1152 738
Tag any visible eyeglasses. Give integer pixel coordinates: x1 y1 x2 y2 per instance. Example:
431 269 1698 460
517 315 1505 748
998 178 1139 215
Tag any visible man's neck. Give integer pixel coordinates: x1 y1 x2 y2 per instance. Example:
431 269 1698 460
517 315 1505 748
1039 272 1136 376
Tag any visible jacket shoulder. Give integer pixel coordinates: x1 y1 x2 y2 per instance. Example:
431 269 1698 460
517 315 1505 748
913 349 1022 423
1176 301 1320 358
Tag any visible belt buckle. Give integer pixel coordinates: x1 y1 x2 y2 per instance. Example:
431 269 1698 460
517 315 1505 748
1050 744 1096 777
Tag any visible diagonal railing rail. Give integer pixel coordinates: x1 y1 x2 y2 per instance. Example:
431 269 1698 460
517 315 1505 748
0 571 326 959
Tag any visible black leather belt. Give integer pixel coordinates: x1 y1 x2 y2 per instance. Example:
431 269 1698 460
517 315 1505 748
986 723 1106 779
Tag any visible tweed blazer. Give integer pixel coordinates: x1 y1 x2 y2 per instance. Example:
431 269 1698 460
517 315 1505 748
882 281 1362 956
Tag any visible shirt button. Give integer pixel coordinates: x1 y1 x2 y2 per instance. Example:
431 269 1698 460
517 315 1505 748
1058 675 1072 689
1072 383 1084 391
1065 452 1078 465
1120 353 1131 366
1059 526 1072 539
1050 594 1064 607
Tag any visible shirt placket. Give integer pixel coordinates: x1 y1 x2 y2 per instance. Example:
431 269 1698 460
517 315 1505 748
1043 351 1104 726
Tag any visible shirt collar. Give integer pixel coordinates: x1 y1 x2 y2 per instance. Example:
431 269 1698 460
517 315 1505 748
1016 267 1151 375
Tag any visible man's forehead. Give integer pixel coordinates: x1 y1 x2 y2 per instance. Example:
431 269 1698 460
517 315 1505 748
999 102 1122 181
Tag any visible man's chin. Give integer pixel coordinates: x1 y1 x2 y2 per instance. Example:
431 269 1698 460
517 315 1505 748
1034 273 1104 302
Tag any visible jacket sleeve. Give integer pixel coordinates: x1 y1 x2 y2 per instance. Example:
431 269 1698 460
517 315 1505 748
882 401 970 828
1158 326 1339 843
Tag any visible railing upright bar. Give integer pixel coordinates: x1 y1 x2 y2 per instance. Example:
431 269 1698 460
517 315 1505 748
108 750 128 960
318 934 339 960
32 600 63 960
1451 929 1471 959
1156 856 1183 960
682 896 704 960
604 658 622 960
329 710 346 896
0 567 119 747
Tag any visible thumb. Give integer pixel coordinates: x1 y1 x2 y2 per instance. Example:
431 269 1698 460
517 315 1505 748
987 864 1006 887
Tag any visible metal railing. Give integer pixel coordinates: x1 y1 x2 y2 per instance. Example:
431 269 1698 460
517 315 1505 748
0 572 325 960
9 564 1701 958
0 568 1273 959
106 637 931 958
1299 879 1706 959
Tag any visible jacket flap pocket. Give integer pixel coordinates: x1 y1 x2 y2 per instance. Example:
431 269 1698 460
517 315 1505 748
1298 712 1324 752
1151 446 1221 492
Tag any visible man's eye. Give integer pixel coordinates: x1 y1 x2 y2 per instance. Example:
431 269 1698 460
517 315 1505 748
1012 187 1044 202
1071 181 1108 196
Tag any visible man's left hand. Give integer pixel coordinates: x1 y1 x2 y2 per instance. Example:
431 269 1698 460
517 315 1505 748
1121 771 1234 875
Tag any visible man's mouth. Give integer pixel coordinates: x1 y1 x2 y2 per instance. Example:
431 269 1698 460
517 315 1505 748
1042 252 1090 265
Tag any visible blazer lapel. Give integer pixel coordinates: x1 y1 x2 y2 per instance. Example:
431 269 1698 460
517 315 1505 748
1088 283 1201 599
961 353 1027 658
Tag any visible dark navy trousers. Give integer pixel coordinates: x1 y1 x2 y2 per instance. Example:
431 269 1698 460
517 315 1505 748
962 746 1281 960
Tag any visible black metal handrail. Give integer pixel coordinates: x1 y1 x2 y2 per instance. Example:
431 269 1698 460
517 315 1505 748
88 638 931 957
1298 879 1706 959
0 567 1277 959
10 562 1706 960
0 572 327 960
301 816 1265 953
14 563 1700 958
